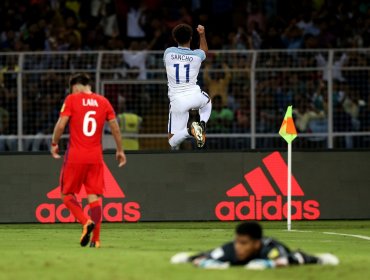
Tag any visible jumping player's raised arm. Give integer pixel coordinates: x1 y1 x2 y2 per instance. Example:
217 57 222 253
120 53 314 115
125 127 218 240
197 25 208 54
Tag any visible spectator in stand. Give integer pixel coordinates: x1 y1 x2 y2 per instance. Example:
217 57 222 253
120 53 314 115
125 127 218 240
117 97 143 151
261 26 284 49
293 95 328 148
123 30 162 81
225 27 254 50
144 18 170 50
164 4 193 30
126 0 146 41
331 82 356 148
342 88 362 132
100 1 120 38
207 95 234 149
208 95 234 134
311 80 328 113
281 21 304 49
316 19 336 48
204 62 232 106
346 52 369 101
293 98 326 133
1 0 370 52
247 3 266 34
123 41 148 81
248 22 263 50
303 34 319 49
315 52 348 82
296 11 320 36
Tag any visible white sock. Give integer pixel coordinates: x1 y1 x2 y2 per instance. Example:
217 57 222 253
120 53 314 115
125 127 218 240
199 101 212 123
169 128 190 148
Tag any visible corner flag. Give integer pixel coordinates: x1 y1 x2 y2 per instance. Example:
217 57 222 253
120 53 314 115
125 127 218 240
279 105 297 231
279 106 297 144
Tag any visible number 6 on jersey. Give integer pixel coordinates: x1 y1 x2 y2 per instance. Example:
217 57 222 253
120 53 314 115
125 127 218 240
83 111 97 136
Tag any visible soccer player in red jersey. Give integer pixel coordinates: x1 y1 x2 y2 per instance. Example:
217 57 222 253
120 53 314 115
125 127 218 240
50 73 126 248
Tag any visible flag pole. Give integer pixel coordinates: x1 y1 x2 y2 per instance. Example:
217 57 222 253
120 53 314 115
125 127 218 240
279 105 296 231
287 141 292 231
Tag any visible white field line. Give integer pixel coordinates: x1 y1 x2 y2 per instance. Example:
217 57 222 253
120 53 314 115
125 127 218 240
284 239 336 242
282 230 370 241
284 230 313 233
323 232 370 241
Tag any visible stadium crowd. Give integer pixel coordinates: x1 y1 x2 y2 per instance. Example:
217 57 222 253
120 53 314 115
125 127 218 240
1 0 370 51
1 0 370 150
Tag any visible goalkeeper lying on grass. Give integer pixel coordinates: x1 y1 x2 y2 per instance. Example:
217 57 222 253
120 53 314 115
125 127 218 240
171 222 339 270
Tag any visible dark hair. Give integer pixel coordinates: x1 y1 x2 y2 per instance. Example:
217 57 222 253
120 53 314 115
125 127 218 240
172 24 193 44
69 72 92 88
236 222 263 240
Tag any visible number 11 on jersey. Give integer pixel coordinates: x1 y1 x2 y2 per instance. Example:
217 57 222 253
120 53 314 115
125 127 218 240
174 64 190 84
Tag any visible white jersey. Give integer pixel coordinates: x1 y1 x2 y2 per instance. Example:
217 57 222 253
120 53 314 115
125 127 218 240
163 47 206 99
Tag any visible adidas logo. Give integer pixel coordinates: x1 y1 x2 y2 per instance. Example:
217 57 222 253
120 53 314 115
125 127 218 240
35 162 141 223
215 152 320 221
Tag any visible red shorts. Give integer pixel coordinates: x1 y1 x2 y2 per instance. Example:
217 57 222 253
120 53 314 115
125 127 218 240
60 163 104 195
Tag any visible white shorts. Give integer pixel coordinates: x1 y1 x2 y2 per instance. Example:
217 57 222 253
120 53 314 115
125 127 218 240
168 89 210 134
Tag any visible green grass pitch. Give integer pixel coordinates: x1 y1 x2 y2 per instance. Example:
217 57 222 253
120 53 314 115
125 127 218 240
0 221 369 280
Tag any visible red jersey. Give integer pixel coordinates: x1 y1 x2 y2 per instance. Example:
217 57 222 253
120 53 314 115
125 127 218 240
60 92 116 164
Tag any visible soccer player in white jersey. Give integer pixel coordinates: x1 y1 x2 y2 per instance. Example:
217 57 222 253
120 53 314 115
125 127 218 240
164 24 212 149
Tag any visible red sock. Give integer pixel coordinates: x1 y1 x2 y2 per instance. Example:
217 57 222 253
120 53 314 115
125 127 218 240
63 196 88 225
89 200 102 241
92 223 101 242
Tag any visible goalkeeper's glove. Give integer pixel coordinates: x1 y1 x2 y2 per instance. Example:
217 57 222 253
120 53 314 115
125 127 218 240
197 259 230 270
170 252 192 264
245 259 276 270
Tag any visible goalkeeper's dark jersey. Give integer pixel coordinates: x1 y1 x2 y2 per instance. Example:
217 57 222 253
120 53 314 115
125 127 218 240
190 237 318 266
